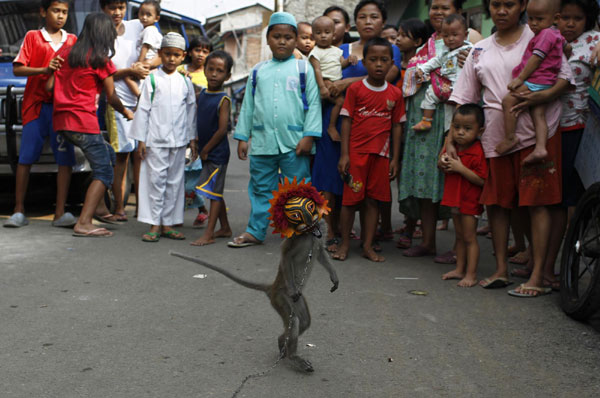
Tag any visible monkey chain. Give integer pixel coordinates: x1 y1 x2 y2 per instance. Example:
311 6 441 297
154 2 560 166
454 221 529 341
231 248 313 398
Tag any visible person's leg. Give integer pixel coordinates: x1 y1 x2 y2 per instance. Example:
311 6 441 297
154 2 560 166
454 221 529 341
458 214 479 287
412 86 437 131
480 205 511 284
242 155 279 243
214 198 232 238
379 200 393 238
327 95 344 141
333 204 356 261
191 198 222 246
13 164 31 215
497 91 522 154
510 209 528 253
522 104 549 165
54 166 72 219
132 148 141 216
137 147 169 236
420 198 438 252
442 214 465 280
541 205 567 289
160 147 186 239
112 152 130 219
362 197 384 262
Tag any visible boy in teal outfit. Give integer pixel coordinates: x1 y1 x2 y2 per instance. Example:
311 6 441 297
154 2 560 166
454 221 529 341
229 12 322 247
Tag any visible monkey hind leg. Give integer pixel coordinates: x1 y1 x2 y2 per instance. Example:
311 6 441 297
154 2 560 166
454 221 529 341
286 316 314 373
296 296 311 336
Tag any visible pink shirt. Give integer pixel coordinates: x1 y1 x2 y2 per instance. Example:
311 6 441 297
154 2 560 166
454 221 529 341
450 25 574 158
512 26 566 85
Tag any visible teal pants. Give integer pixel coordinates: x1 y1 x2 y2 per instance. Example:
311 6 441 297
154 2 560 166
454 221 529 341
247 151 311 241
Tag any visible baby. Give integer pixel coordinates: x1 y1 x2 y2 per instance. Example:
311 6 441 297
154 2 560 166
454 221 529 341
124 0 163 98
497 0 565 164
413 14 472 131
296 21 315 58
308 16 357 140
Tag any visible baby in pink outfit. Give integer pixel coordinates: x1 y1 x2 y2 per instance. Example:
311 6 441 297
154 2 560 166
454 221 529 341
497 0 566 165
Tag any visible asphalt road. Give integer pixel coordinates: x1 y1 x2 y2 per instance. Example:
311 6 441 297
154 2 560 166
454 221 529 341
2 140 600 397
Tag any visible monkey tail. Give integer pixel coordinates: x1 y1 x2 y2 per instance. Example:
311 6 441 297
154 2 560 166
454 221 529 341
170 251 271 292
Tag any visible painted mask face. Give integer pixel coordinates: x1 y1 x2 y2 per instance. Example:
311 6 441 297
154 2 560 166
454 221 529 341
284 196 320 233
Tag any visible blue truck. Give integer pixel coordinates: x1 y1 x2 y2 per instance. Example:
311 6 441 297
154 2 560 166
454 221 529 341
0 0 205 201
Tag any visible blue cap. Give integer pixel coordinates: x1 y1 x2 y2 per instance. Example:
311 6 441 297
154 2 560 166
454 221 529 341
268 12 297 29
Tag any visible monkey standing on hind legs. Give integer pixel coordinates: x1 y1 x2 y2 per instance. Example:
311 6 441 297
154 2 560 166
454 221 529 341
171 177 339 373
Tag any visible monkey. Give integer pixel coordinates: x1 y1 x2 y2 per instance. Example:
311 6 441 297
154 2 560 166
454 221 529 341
171 181 339 373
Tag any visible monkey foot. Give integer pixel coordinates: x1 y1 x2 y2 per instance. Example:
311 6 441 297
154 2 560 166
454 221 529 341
289 355 314 373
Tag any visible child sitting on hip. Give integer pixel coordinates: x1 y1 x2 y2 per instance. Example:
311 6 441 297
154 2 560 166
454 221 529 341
229 12 322 248
296 21 315 59
190 50 234 246
413 14 472 131
130 32 197 242
178 36 213 94
124 0 162 98
497 0 566 165
308 16 357 141
439 104 488 287
334 37 404 263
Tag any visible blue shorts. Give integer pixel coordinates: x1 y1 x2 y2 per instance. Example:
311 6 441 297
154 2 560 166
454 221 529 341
524 81 552 92
59 131 116 188
18 103 75 166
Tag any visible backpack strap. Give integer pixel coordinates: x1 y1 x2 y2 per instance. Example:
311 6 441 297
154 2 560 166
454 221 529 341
150 72 156 103
296 59 309 112
251 61 267 98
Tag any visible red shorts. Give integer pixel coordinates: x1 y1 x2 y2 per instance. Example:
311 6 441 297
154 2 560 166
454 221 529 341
480 131 562 208
342 153 391 206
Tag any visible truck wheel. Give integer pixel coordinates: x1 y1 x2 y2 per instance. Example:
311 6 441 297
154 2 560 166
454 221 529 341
560 182 600 321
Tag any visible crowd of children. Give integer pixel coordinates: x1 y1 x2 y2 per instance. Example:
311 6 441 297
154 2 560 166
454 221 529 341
5 0 600 298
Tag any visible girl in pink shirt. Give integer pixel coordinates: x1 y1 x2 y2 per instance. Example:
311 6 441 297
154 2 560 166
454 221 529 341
497 0 566 165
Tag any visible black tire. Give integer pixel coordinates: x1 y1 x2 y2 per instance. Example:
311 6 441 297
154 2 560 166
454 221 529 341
560 182 600 321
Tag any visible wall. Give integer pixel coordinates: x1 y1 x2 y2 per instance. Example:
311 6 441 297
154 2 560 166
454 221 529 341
284 0 361 23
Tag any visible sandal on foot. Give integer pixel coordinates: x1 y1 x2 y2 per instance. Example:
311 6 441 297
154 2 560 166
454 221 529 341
508 283 551 297
142 232 160 242
325 238 339 252
543 278 561 291
228 234 262 248
396 234 412 249
480 277 512 289
193 213 208 228
162 230 185 240
403 245 435 257
4 212 29 228
434 250 457 264
73 228 113 238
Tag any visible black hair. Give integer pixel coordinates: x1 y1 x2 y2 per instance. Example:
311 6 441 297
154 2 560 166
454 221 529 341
426 0 465 11
482 0 527 19
560 0 600 31
443 13 467 30
398 18 431 47
266 23 298 37
41 0 70 10
354 0 387 23
99 0 127 8
323 5 351 25
453 103 485 128
205 50 234 74
298 21 312 29
363 36 393 58
382 24 397 31
188 36 213 52
68 12 116 69
141 0 161 15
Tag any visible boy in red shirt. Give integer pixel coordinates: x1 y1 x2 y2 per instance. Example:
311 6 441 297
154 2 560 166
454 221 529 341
334 37 404 262
439 104 488 287
4 0 77 228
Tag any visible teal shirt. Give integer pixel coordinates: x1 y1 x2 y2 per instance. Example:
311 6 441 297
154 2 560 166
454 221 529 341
233 55 322 155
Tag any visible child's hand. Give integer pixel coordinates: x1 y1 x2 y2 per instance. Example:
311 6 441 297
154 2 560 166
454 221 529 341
457 48 470 68
348 55 358 65
237 141 248 160
200 148 209 161
131 62 150 80
123 108 135 121
46 56 64 73
415 69 424 83
296 137 313 156
320 86 330 99
445 156 464 174
328 128 341 142
438 153 450 170
337 155 349 175
389 160 399 180
445 141 458 160
507 77 523 92
190 140 198 161
138 141 147 160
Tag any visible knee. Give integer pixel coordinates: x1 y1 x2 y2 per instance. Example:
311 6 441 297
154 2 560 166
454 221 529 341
502 94 516 110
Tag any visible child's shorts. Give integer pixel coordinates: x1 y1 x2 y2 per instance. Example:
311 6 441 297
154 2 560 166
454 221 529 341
524 81 552 92
196 161 228 201
106 105 136 153
342 153 390 206
19 103 75 166
59 131 115 188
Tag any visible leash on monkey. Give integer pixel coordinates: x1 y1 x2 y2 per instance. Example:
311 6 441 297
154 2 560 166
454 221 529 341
170 177 339 396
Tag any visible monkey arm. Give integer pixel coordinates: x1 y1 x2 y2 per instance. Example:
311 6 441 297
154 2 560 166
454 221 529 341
317 240 339 292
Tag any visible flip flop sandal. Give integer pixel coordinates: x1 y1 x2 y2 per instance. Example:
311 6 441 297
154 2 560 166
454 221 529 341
4 212 29 228
480 277 513 289
73 228 113 238
403 245 435 257
325 238 339 252
434 250 457 264
161 230 185 240
396 234 412 249
228 235 262 248
142 232 161 242
508 284 552 297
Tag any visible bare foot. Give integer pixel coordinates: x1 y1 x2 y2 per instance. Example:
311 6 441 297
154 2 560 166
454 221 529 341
495 135 518 154
190 236 216 246
327 125 341 142
214 228 232 238
362 247 385 262
522 146 548 165
457 277 478 287
442 269 464 280
332 244 349 261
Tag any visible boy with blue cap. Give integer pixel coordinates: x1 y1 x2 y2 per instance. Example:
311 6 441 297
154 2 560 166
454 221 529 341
229 12 322 247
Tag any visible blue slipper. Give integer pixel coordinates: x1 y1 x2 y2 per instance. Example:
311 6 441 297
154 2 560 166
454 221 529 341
52 212 77 228
4 212 29 228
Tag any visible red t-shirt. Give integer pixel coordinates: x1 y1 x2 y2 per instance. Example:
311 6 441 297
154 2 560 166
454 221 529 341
441 141 488 215
340 79 405 156
13 29 77 125
52 46 116 134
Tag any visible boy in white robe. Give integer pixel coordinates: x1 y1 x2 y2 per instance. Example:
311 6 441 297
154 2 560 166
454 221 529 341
130 32 197 242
